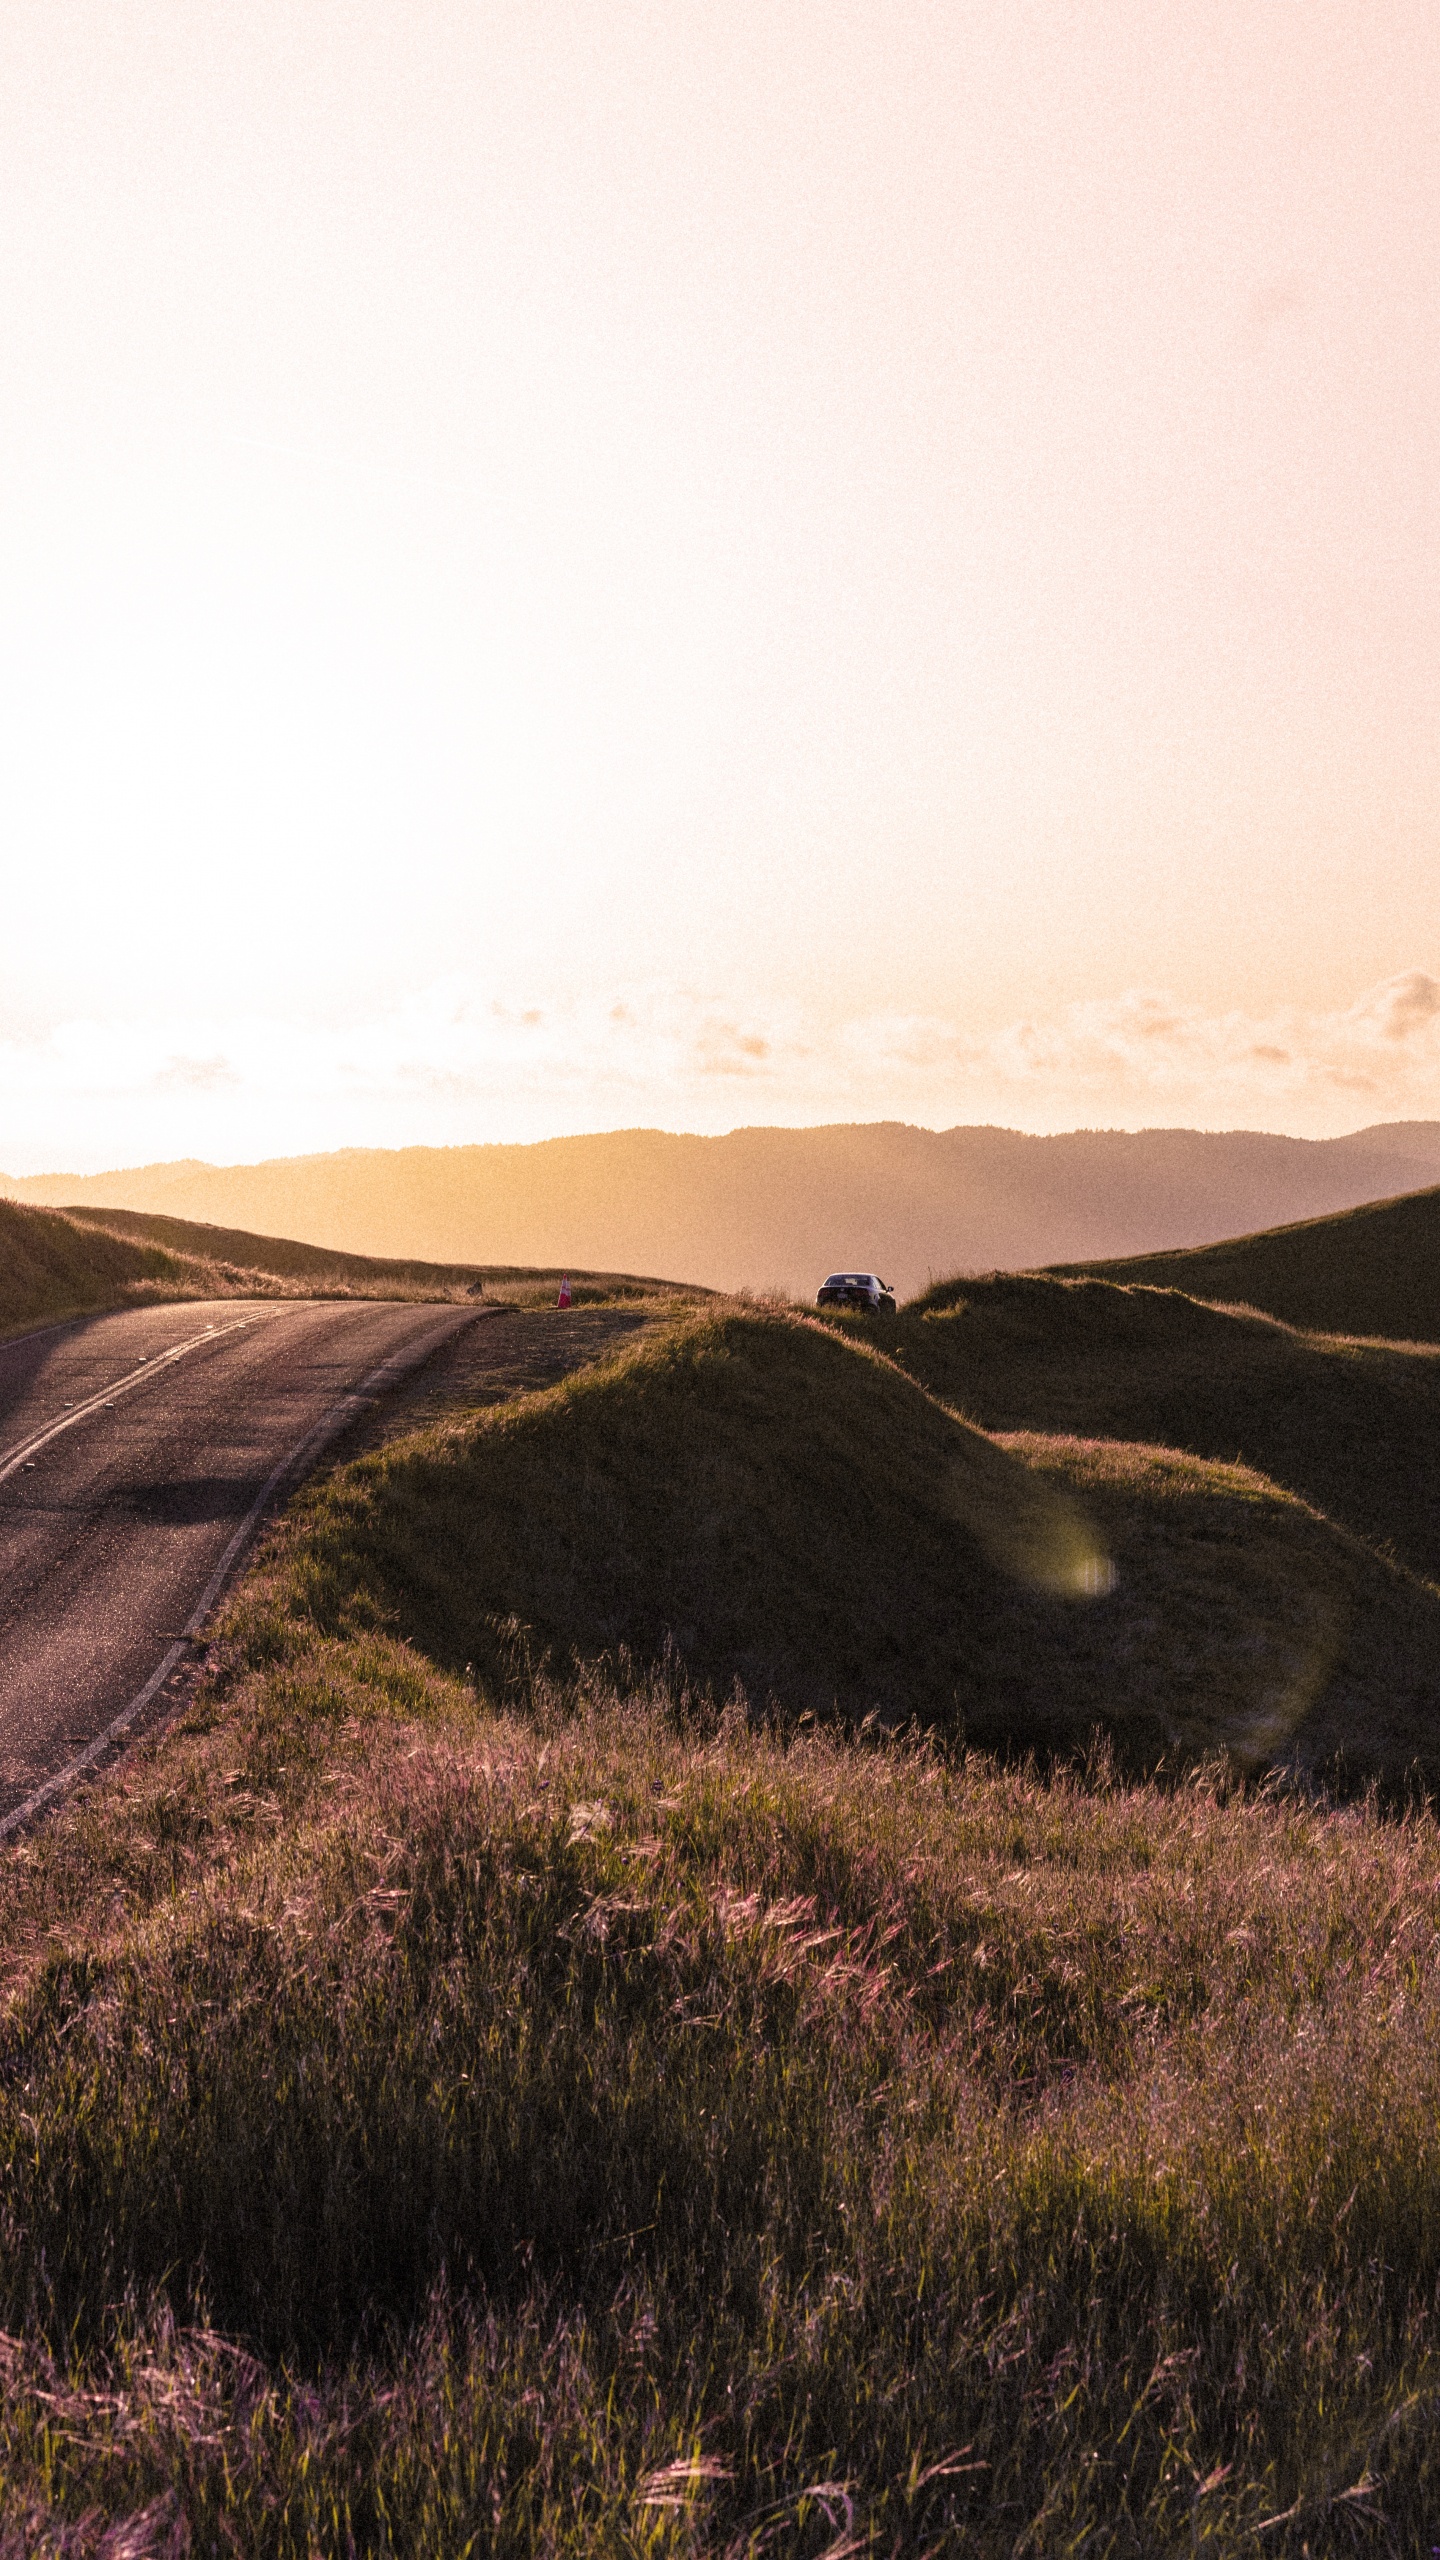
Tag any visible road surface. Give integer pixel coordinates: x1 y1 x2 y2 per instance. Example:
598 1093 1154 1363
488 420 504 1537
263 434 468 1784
0 1296 479 1830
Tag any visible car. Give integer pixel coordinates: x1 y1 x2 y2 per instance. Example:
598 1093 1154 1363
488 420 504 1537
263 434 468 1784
816 1271 896 1314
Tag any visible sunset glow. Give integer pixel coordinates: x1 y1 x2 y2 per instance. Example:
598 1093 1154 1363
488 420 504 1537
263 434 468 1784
2 4 1437 1169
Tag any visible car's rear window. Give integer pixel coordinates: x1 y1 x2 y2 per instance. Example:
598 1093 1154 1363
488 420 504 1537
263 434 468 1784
825 1274 873 1287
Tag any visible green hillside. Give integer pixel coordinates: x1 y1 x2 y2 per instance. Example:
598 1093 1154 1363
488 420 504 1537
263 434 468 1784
869 1270 1440 1586
1054 1179 1440 1341
260 1301 1440 1782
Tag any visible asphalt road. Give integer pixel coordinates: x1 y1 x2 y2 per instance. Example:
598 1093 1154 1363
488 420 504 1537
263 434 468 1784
0 1296 480 1829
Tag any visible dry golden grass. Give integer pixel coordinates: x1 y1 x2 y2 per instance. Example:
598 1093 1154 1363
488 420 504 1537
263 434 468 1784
0 1193 685 1342
2 1278 1439 2548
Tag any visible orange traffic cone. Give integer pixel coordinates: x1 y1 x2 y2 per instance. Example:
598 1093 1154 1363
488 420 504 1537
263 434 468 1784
557 1274 572 1309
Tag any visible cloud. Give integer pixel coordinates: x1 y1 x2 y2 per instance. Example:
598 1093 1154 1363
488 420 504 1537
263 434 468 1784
694 1016 773 1077
0 969 1437 1174
926 971 1440 1119
1360 970 1440 1042
154 1053 240 1090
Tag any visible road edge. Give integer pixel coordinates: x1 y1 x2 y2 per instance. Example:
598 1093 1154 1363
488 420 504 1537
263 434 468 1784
0 1304 497 1843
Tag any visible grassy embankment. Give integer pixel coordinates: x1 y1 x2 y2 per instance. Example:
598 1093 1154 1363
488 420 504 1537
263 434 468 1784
4 1303 1440 2547
0 1194 673 1343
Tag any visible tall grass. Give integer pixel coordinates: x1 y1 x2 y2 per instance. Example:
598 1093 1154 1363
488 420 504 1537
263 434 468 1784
0 1193 682 1340
5 1295 1440 2549
4 1597 1440 2549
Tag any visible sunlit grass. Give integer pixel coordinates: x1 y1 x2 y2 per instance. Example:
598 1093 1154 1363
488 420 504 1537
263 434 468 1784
1056 1176 1440 1344
4 1616 1440 2548
252 1296 1440 1787
4 1286 1440 2547
0 1192 683 1338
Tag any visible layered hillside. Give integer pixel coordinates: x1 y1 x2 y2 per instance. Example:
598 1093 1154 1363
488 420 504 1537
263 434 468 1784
10 1116 1440 1297
0 1196 665 1340
274 1300 1440 1782
1058 1180 1440 1342
872 1269 1440 1584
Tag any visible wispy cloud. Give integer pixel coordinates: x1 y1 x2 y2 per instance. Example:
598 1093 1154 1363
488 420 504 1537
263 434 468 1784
950 971 1440 1109
154 1053 241 1091
0 971 1437 1174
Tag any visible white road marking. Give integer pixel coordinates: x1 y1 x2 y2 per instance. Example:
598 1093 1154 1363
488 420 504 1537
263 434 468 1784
0 1307 484 1842
0 1313 283 1488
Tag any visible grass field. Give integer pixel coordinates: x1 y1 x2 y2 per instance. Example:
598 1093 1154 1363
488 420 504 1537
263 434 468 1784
4 1283 1440 2549
1054 1179 1440 1343
0 1196 185 1340
309 1294 1425 1787
3 1545 1440 2546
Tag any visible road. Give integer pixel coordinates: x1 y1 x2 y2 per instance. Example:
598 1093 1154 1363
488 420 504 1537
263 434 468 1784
0 1296 479 1830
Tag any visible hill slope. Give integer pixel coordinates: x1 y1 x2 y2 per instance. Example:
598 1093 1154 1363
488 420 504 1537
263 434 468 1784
53 1204 672 1309
0 1198 182 1340
873 1270 1440 1585
0 1197 671 1342
1056 1179 1440 1342
10 1116 1440 1296
0 1196 496 1341
265 1301 1440 1781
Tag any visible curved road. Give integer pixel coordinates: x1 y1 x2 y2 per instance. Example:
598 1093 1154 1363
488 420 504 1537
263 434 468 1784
0 1296 479 1831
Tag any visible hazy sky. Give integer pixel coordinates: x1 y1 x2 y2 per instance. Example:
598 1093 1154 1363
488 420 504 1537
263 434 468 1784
3 2 1439 1170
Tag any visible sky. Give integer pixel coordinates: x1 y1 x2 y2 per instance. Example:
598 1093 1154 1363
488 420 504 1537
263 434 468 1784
2 1 1439 1172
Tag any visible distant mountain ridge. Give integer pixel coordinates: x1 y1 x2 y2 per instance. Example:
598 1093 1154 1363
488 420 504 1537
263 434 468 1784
8 1119 1440 1301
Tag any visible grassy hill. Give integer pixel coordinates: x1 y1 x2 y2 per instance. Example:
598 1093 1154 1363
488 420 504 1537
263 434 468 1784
0 1196 180 1340
58 1203 508 1297
252 1300 1440 1783
0 1195 677 1342
867 1270 1440 1589
10 1115 1440 1296
0 1194 487 1341
6 1301 1440 2544
1055 1178 1440 1342
54 1203 678 1312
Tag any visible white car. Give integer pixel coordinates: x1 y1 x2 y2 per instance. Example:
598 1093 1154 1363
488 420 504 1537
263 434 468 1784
816 1272 896 1314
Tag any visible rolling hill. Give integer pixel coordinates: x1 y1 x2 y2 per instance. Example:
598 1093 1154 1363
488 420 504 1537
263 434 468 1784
0 1196 672 1342
8 1170 1440 2550
10 1116 1440 1297
1056 1178 1440 1342
273 1299 1440 1783
870 1267 1440 1586
8 1265 1440 2550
